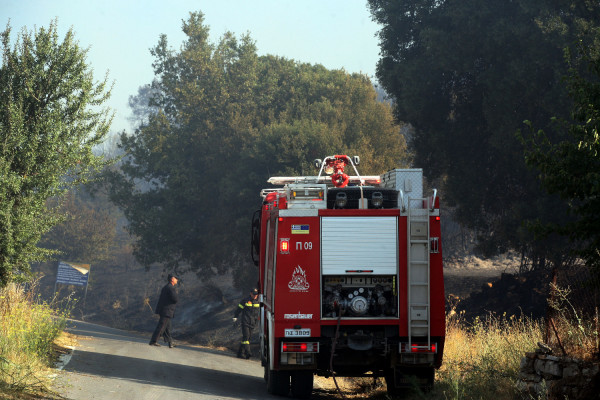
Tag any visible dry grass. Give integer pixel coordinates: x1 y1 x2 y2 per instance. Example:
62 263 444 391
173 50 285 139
433 312 543 400
547 284 600 361
313 376 387 399
0 282 71 399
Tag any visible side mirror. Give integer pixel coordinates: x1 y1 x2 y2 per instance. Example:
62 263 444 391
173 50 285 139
313 159 322 169
352 156 360 166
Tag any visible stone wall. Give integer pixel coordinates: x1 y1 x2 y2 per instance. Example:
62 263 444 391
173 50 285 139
518 350 599 399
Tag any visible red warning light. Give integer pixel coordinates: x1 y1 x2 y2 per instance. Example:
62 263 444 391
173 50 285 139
280 238 290 254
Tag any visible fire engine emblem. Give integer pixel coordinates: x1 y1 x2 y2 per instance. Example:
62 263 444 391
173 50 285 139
288 265 310 292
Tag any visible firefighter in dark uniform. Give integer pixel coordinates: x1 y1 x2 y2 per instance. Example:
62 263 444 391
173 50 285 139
233 288 260 359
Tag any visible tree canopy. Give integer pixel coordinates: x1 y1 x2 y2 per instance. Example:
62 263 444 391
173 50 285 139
0 21 112 286
41 191 117 264
522 42 600 273
106 11 408 276
368 0 600 269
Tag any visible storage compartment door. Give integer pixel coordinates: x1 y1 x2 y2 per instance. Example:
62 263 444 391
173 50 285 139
321 216 398 275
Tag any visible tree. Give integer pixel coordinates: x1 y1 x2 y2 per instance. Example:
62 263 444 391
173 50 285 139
41 191 117 263
368 0 600 269
106 12 408 277
522 42 600 273
0 20 112 286
127 83 159 128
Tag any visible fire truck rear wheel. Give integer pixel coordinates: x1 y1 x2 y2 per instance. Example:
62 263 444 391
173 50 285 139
265 366 290 396
385 367 435 395
290 371 313 399
384 369 402 396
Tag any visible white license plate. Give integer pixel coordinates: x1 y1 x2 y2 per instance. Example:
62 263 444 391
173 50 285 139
284 329 311 337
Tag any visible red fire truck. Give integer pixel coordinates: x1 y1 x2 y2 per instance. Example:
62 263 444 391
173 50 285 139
250 155 445 398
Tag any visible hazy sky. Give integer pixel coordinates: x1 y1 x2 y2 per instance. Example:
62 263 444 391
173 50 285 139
4 0 382 133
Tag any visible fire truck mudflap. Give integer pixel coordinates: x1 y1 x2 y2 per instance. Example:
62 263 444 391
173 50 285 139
251 155 445 398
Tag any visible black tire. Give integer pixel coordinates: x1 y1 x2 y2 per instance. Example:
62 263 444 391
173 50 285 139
421 367 435 392
385 367 435 396
384 369 401 396
291 370 314 399
263 361 268 382
266 367 290 396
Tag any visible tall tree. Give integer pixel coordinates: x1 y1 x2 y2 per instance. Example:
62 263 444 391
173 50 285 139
41 191 117 263
0 21 112 286
522 41 600 274
368 0 600 269
127 83 159 128
106 12 408 276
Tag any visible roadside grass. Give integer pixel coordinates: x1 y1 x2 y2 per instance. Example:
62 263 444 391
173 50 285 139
431 312 543 400
0 282 71 399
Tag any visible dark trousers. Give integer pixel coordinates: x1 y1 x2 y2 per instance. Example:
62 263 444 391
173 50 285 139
150 315 173 344
237 325 253 357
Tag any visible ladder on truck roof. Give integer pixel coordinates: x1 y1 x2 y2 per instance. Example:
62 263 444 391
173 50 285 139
406 195 431 349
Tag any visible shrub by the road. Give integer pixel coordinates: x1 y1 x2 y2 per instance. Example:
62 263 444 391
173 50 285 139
0 283 70 397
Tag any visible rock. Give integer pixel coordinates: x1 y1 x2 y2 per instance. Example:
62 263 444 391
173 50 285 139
562 363 580 378
515 380 530 392
537 341 553 355
534 358 545 373
543 360 562 378
520 356 535 373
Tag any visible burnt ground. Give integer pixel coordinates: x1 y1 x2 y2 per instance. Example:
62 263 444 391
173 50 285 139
458 270 550 319
443 256 550 320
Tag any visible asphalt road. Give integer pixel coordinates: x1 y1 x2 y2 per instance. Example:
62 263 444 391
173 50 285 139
55 320 283 400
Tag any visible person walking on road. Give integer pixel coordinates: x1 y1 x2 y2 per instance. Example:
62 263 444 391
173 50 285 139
233 288 260 359
149 274 178 348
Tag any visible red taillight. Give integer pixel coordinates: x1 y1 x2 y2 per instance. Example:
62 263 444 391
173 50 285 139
282 342 318 352
278 217 283 222
411 344 436 352
280 238 290 254
435 216 440 221
402 342 437 353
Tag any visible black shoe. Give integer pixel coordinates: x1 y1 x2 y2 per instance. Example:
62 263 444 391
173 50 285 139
149 342 161 346
169 343 176 348
236 354 244 359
